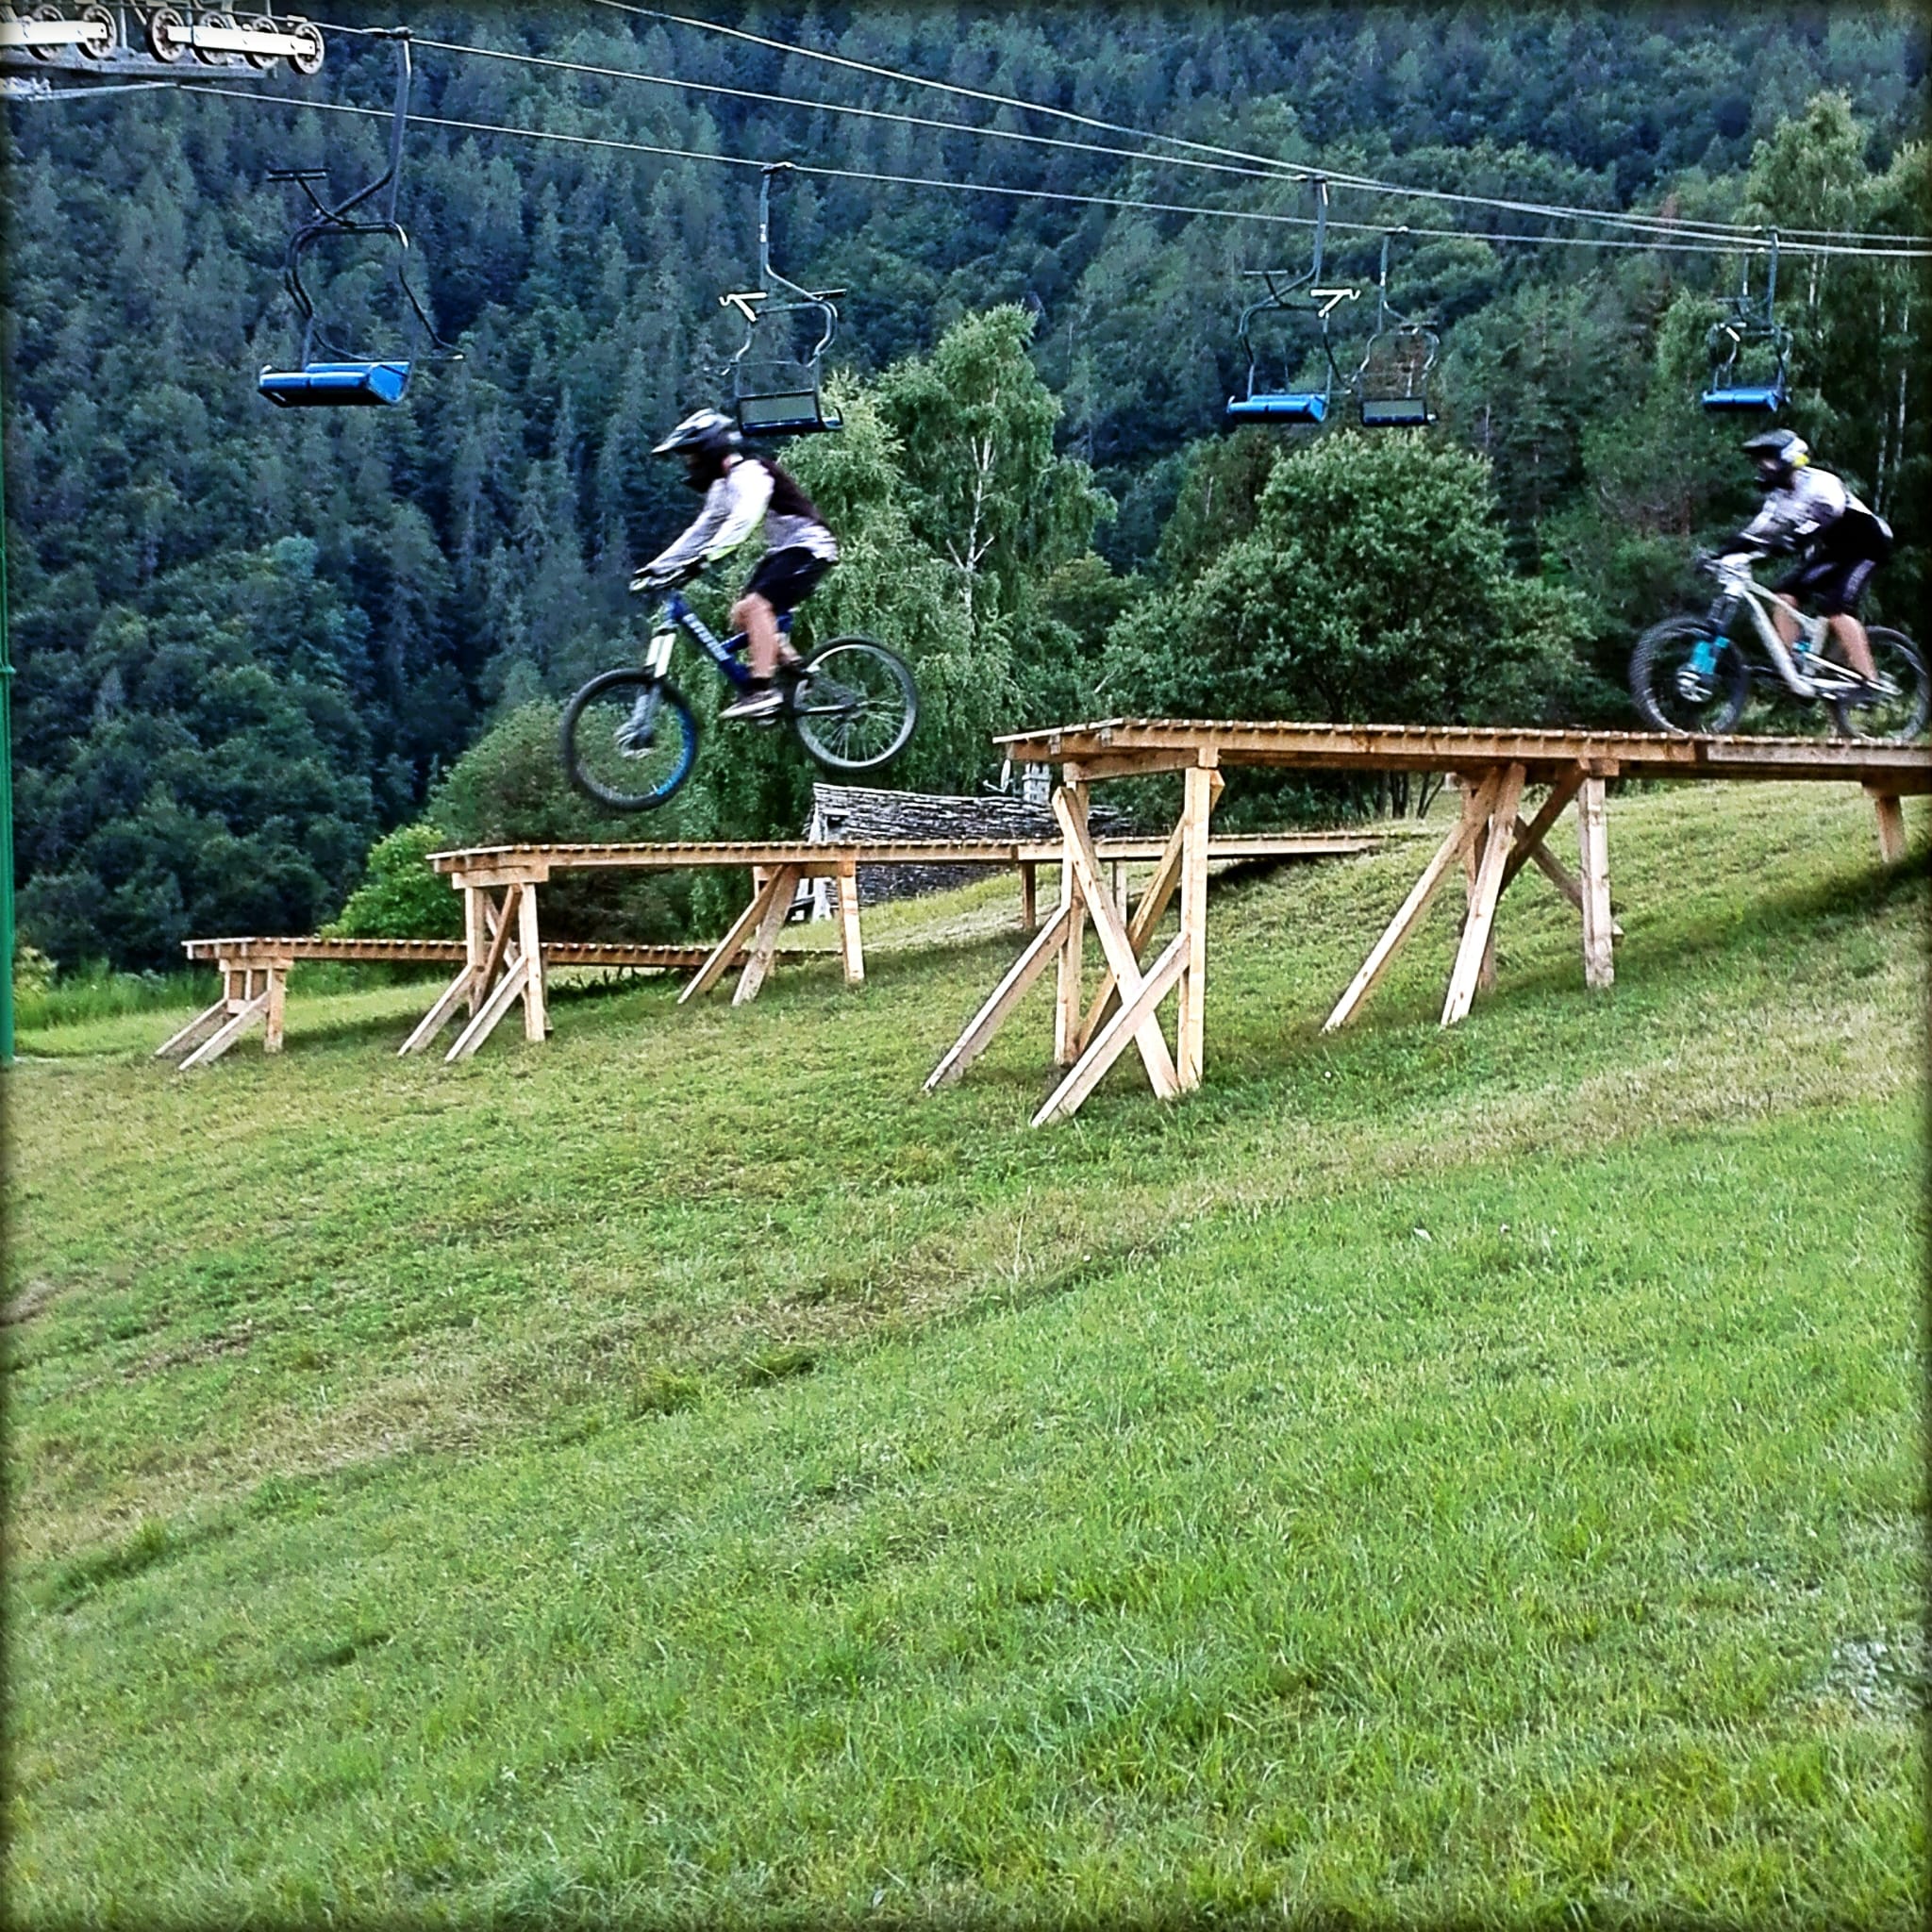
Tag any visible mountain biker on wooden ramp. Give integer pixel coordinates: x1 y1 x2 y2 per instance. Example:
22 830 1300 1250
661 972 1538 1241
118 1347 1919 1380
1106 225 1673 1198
1732 428 1892 687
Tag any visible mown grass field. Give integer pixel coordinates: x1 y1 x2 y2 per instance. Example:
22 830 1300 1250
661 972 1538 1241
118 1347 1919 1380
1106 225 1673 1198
7 778 1926 1930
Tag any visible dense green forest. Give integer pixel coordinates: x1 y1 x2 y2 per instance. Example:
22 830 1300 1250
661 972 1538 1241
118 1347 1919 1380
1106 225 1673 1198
4 3 1925 969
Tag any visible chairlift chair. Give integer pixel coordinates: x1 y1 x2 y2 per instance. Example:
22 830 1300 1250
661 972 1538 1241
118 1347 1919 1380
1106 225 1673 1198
718 163 843 438
1353 230 1439 427
1700 231 1790 414
1225 177 1358 427
258 30 458 408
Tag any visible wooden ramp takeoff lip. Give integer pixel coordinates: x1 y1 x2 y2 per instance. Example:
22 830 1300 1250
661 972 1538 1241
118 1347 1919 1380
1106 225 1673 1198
932 719 1930 1124
992 718 1932 790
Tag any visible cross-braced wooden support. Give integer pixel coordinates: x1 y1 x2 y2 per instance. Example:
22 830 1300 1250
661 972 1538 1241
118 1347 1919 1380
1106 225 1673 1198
926 758 1222 1124
1324 760 1621 1033
401 874 549 1062
157 957 290 1068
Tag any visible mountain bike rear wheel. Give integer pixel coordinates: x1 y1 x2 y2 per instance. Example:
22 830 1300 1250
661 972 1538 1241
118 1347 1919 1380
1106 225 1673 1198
561 671 699 810
1830 628 1929 741
788 637 918 773
1630 616 1749 734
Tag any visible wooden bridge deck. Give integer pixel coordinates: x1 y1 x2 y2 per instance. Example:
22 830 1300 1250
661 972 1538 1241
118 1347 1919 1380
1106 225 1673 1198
928 719 1931 1124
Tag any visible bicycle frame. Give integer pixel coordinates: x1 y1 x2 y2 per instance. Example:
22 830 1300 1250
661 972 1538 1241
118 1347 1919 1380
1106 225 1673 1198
1690 557 1870 704
646 591 793 689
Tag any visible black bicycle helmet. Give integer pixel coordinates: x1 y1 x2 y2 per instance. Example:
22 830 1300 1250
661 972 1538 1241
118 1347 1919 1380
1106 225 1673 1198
1742 427 1807 488
652 408 745 488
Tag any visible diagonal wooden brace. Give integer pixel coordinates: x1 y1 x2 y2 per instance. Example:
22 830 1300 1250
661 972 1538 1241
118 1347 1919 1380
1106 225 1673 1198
679 868 787 1004
1324 768 1503 1031
1053 789 1178 1099
734 863 803 1006
1032 930 1189 1126
924 900 1074 1092
1442 762 1526 1024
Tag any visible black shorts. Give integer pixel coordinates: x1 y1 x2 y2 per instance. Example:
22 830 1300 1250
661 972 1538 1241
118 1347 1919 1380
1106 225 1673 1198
742 546 833 614
1774 550 1879 617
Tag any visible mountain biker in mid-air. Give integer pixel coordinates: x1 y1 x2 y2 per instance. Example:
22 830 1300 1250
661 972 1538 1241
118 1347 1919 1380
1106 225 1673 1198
1729 429 1892 685
629 408 840 721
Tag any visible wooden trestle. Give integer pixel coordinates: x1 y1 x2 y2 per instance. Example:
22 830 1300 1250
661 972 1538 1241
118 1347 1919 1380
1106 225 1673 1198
166 831 1383 1067
925 720 1931 1125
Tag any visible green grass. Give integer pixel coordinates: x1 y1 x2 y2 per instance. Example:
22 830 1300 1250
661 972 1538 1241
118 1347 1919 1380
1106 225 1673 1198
6 781 1926 1928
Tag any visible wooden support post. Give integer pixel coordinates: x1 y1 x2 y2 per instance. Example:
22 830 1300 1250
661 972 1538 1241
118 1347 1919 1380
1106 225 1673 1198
1515 825 1624 940
734 863 801 1006
177 987 272 1070
463 882 490 1016
263 963 288 1054
518 881 546 1041
1577 774 1614 991
1052 789 1178 1099
1174 758 1218 1091
679 870 787 1004
1053 782 1089 1067
1324 767 1503 1032
1498 768 1585 897
1458 775 1500 995
1443 763 1526 1025
1033 932 1189 1127
1018 859 1038 933
924 901 1073 1091
835 859 865 987
1870 788 1907 864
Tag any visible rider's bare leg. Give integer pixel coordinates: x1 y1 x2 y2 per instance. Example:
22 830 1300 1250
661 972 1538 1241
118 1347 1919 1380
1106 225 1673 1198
1824 612 1878 680
1770 592 1804 649
729 592 804 682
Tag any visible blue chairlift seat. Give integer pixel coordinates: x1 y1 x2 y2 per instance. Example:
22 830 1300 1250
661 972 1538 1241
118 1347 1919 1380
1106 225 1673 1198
258 359 412 408
1225 391 1327 425
1699 382 1784 413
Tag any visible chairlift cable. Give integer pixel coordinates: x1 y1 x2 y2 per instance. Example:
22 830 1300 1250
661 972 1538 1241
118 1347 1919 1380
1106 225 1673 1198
83 76 1932 262
575 0 1932 251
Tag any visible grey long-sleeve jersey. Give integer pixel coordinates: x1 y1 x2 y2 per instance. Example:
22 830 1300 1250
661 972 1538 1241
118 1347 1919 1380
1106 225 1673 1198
643 458 839 577
1738 466 1863 553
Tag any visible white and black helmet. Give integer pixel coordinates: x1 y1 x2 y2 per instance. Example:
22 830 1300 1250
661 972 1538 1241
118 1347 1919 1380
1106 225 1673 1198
652 408 745 483
1742 428 1807 487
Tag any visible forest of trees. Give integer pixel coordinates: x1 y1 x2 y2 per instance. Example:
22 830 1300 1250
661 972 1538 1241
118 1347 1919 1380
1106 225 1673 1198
3 4 1924 969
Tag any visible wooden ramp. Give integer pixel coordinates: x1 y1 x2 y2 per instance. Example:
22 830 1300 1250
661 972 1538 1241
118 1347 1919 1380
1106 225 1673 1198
925 720 1930 1125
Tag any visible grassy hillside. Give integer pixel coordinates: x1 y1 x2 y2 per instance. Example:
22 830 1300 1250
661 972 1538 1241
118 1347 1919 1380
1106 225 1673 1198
7 779 1926 1929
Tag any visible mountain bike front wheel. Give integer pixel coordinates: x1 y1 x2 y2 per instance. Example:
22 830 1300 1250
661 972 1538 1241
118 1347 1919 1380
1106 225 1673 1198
788 637 919 773
1629 616 1749 734
1830 628 1930 741
561 671 699 810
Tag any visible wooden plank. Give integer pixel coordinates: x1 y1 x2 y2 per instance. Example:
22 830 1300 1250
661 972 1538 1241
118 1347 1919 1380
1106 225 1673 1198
1442 763 1526 1025
398 962 479 1058
155 997 231 1059
1578 774 1614 991
1033 932 1190 1126
444 946 531 1062
734 864 802 1006
1053 783 1089 1067
835 858 865 987
1323 767 1504 1032
463 883 490 1017
678 870 787 1004
1074 812 1187 1052
518 881 547 1042
1498 767 1585 896
1174 761 1218 1091
1457 774 1498 995
924 900 1074 1092
1018 859 1037 932
1054 790 1178 1101
263 966 288 1054
177 989 273 1070
1870 789 1907 864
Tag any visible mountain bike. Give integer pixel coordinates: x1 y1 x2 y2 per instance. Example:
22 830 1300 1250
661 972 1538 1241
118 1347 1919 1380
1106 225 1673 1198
1630 550 1928 740
561 566 918 811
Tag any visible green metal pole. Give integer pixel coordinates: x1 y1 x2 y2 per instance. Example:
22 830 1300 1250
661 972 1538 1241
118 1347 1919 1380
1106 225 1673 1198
0 349 14 1066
